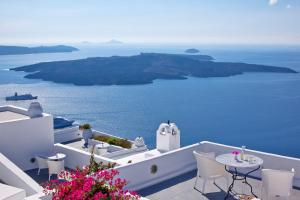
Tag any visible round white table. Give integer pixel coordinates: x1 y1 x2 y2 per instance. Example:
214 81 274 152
216 153 263 199
48 153 66 161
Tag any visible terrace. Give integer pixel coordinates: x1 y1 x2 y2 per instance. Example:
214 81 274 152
140 170 300 200
24 140 300 200
64 130 150 162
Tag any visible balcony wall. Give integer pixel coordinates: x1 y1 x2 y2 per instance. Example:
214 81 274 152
116 143 201 190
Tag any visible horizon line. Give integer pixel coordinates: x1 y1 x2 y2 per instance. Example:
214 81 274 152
1 41 300 47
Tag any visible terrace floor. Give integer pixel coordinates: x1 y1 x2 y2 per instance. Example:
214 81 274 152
139 170 300 200
25 168 72 185
64 139 90 152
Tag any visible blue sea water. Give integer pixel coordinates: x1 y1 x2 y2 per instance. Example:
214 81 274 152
0 44 300 158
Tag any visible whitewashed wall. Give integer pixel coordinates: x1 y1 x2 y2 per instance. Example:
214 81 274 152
0 153 42 197
54 126 81 143
116 143 201 191
0 106 54 170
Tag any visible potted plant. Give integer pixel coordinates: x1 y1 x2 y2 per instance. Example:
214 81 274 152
80 123 93 148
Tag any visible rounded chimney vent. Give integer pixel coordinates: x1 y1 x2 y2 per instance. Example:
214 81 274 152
156 122 180 152
134 136 145 147
28 102 43 118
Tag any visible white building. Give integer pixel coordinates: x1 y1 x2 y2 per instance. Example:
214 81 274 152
0 105 54 170
0 104 300 200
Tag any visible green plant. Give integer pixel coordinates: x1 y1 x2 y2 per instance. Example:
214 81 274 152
79 123 91 130
88 146 116 173
92 135 132 149
107 137 118 145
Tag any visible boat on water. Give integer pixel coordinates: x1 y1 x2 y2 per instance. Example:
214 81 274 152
53 116 75 129
5 92 38 101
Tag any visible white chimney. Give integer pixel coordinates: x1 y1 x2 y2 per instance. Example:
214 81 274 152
28 102 43 118
156 122 180 152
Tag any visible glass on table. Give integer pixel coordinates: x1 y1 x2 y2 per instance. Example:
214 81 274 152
249 156 256 164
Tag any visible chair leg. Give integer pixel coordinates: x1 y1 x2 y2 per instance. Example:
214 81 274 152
194 175 199 189
202 179 207 194
49 174 51 181
37 168 40 175
225 176 230 190
266 193 271 200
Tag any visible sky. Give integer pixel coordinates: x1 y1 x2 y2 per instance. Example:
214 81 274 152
0 0 299 45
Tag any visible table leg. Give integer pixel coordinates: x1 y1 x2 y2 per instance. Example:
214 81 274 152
224 166 238 200
224 166 260 199
242 166 260 198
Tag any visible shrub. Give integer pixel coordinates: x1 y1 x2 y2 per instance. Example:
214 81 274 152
43 153 139 200
80 123 91 130
93 135 132 149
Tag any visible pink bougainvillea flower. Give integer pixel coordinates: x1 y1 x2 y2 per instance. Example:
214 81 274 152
43 167 140 200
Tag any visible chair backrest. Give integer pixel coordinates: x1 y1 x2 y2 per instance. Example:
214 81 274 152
35 156 48 169
47 160 65 175
262 168 295 197
193 151 224 178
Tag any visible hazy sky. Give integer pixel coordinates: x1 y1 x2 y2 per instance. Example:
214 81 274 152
0 0 299 45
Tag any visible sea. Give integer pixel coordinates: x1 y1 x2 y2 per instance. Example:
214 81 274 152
0 44 300 158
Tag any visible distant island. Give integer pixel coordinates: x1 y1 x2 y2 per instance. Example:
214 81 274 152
80 40 124 45
105 39 123 44
0 45 79 55
185 48 200 54
11 53 297 86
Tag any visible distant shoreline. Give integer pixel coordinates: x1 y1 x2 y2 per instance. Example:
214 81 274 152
0 45 79 55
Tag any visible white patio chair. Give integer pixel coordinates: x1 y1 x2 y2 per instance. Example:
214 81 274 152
35 156 48 175
193 151 229 194
47 160 65 181
261 168 295 200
